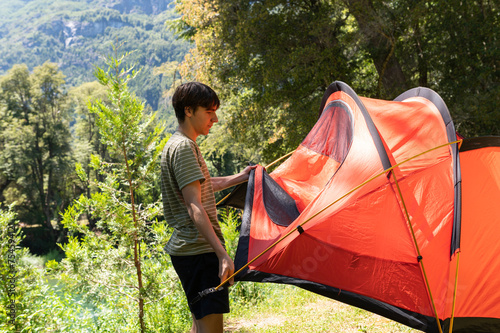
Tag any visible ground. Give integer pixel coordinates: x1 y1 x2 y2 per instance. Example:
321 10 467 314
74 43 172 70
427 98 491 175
225 288 421 333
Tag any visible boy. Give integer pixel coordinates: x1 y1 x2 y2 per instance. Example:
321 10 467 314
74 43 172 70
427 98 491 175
161 82 255 332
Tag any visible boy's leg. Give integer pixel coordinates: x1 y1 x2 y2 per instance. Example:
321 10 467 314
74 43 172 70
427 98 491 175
195 313 223 333
190 313 198 333
171 254 229 332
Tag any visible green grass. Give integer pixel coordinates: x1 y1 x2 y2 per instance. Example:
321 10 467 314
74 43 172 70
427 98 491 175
225 284 421 333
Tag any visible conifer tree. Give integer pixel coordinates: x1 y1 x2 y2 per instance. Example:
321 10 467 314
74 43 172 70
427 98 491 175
57 46 168 332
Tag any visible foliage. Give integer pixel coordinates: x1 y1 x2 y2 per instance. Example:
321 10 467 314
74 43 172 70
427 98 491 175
173 0 360 163
398 0 499 137
0 206 90 333
68 81 110 212
0 204 190 332
0 1 191 253
0 206 23 332
46 237 192 332
0 203 190 333
53 48 169 332
0 63 74 245
173 0 499 165
346 0 499 136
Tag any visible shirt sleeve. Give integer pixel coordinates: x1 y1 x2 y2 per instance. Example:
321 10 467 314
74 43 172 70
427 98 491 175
172 139 205 190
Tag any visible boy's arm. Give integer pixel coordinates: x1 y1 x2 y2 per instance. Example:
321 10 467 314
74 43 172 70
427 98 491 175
181 180 234 285
211 165 257 192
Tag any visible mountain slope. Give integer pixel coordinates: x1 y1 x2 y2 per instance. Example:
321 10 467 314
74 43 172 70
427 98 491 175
0 0 190 110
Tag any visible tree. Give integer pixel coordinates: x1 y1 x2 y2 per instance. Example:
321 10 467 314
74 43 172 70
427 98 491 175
0 63 73 244
398 0 499 137
172 0 498 164
0 65 33 206
342 0 409 96
57 48 169 332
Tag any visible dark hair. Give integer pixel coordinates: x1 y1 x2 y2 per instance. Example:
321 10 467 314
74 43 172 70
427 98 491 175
172 82 220 122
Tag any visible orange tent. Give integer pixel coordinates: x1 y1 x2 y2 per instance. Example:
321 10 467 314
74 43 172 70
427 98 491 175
223 82 500 332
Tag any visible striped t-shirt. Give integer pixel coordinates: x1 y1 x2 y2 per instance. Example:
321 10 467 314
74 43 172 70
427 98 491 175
160 131 224 256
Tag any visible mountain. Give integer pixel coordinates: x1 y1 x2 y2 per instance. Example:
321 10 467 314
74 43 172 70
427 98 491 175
0 0 190 111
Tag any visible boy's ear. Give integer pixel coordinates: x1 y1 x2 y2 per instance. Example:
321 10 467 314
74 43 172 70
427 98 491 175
184 106 193 118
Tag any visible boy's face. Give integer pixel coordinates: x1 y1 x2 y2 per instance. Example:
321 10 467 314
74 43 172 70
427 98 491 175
186 105 219 136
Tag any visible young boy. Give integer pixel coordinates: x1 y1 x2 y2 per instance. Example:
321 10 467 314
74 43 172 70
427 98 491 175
161 82 255 332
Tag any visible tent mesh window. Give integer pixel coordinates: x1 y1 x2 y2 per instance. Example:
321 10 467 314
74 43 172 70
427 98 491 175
302 101 353 164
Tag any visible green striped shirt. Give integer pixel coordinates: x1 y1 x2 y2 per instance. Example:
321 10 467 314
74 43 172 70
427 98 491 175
160 131 224 255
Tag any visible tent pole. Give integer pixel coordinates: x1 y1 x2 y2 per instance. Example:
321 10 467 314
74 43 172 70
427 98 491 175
449 251 461 333
265 149 296 170
391 172 444 333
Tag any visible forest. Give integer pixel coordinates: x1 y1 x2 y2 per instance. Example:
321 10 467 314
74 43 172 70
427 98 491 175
0 0 498 332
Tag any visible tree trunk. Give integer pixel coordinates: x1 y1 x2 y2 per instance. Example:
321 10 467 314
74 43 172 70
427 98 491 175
344 0 408 97
123 145 145 332
413 21 428 87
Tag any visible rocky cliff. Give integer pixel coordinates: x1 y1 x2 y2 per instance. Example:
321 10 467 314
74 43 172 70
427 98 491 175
105 0 170 15
39 17 133 47
36 0 172 47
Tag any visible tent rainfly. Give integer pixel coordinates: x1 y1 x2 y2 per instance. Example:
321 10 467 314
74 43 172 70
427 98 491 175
220 81 500 333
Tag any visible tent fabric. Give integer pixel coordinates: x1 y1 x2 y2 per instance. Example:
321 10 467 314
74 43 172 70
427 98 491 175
449 137 500 332
226 82 500 332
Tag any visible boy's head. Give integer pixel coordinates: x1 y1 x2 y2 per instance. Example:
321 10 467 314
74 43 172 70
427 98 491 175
172 82 220 123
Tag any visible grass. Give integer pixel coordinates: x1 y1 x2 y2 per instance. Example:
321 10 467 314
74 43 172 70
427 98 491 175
225 283 421 333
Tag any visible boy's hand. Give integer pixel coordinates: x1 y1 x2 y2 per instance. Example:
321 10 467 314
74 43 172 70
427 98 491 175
218 253 235 286
241 165 258 179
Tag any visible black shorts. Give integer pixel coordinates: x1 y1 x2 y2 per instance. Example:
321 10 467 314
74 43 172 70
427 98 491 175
170 252 230 320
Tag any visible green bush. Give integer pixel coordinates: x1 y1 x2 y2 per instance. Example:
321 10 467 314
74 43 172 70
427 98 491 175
0 207 98 332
